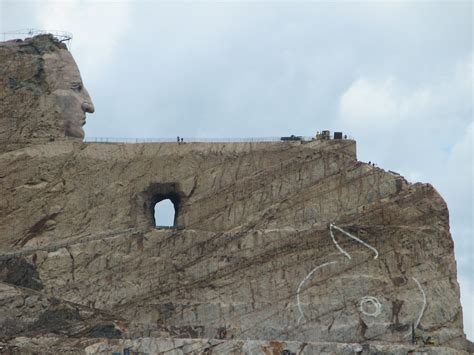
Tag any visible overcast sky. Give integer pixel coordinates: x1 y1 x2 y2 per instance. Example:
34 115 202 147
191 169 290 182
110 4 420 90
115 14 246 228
2 0 472 340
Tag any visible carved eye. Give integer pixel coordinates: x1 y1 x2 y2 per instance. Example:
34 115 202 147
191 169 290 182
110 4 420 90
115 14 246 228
71 83 83 92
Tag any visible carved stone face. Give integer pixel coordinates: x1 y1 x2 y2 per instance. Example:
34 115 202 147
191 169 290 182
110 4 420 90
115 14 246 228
43 49 95 139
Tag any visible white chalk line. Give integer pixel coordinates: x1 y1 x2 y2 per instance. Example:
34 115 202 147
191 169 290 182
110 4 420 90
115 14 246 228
329 223 379 260
296 261 338 325
359 296 382 317
329 224 351 259
405 276 427 338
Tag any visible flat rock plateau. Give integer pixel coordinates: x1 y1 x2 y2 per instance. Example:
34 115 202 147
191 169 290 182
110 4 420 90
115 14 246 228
0 35 472 354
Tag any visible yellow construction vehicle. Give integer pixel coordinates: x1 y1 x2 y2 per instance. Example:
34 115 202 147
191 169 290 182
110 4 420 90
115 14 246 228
316 130 331 140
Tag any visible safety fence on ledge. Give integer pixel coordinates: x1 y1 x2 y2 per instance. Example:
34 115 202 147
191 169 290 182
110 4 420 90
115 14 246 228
1 29 73 48
83 136 353 144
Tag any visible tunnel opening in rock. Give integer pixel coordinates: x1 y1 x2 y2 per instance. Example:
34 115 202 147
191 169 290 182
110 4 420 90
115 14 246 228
140 182 182 229
153 199 176 228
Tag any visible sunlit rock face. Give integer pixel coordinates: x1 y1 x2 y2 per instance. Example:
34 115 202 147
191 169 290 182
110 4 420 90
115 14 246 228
0 35 472 354
0 34 94 145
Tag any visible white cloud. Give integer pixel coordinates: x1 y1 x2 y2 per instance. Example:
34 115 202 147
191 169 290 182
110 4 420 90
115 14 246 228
445 121 473 191
455 51 474 92
339 49 472 140
339 77 399 129
441 121 473 249
337 50 472 164
338 77 436 134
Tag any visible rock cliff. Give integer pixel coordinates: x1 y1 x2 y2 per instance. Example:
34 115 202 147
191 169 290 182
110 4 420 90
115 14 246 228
0 35 471 354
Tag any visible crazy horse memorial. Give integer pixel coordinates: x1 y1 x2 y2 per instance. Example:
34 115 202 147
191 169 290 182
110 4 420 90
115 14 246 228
0 34 472 354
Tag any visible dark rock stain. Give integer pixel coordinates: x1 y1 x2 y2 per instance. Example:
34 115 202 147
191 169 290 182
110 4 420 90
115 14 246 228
0 257 43 290
86 324 122 339
16 212 59 247
30 308 81 332
391 299 404 326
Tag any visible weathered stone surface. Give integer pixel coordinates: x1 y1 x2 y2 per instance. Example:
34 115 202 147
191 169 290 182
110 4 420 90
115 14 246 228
0 336 469 354
0 35 471 354
0 256 43 290
0 34 94 145
0 281 126 339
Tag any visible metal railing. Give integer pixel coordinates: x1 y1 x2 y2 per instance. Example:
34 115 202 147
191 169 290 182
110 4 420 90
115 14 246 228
83 136 350 144
1 29 73 47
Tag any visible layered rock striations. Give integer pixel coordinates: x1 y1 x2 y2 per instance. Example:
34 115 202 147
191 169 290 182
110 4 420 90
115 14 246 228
0 35 471 354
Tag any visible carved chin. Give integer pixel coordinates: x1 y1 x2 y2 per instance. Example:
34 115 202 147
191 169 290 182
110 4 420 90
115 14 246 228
65 123 85 139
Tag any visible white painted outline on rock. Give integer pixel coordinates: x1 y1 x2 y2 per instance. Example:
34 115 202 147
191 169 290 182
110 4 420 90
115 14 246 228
405 276 427 338
297 224 427 340
296 261 338 324
359 296 382 317
329 223 378 260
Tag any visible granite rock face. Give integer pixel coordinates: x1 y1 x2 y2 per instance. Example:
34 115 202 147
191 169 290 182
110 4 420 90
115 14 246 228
0 35 471 354
0 34 94 144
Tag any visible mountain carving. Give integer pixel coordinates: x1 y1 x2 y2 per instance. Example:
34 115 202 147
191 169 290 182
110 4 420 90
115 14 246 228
0 35 471 354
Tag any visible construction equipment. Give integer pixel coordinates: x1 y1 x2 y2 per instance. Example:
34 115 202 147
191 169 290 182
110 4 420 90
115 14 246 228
316 130 331 140
280 135 302 141
334 132 343 139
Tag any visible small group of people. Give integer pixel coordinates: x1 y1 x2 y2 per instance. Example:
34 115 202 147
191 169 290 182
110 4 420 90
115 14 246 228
368 161 376 167
177 136 184 144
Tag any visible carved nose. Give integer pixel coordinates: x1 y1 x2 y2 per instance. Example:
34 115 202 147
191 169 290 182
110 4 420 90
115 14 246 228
82 102 95 114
